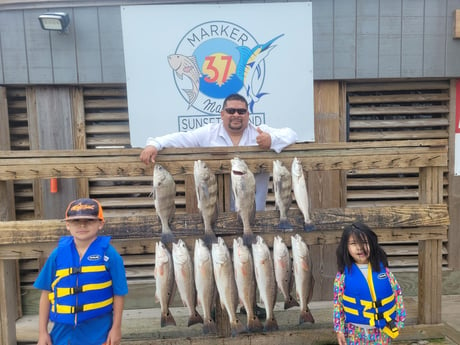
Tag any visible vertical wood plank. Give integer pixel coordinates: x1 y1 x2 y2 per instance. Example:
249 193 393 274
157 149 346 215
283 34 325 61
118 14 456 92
310 80 346 300
0 86 19 345
0 260 18 345
185 174 198 213
448 80 460 269
35 87 77 218
72 87 90 197
418 166 443 324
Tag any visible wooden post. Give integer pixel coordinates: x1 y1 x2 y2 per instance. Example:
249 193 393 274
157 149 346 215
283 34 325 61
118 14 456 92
418 166 444 324
0 86 19 345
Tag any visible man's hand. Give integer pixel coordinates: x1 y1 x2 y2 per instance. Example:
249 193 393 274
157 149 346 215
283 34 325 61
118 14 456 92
256 127 272 150
140 145 158 164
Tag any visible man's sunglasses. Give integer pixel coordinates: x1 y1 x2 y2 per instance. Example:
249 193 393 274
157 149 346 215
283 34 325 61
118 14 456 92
225 108 247 115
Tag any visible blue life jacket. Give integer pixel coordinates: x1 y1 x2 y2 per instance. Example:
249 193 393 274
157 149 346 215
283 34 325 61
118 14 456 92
48 236 114 325
343 262 399 338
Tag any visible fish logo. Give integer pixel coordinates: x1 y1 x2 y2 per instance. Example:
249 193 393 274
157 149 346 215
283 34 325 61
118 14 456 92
169 21 284 115
235 34 284 112
168 54 201 109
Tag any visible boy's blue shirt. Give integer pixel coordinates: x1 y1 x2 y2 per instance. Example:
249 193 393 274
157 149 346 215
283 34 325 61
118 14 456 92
34 236 128 345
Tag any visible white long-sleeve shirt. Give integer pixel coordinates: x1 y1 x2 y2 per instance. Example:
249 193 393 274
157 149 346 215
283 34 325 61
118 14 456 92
145 122 298 210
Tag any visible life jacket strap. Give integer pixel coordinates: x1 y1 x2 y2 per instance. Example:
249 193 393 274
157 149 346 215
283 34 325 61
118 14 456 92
54 281 113 298
52 297 113 314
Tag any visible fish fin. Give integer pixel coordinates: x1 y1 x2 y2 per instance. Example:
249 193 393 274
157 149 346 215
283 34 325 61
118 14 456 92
299 309 315 324
304 223 315 232
202 319 217 334
182 88 196 105
188 310 204 327
243 233 255 246
161 232 176 245
203 232 218 246
278 219 293 231
264 317 279 332
284 295 299 310
230 319 247 337
247 316 264 332
160 309 176 327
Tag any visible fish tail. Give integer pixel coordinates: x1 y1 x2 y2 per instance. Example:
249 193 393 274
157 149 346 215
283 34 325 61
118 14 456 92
278 219 294 231
203 231 217 246
188 310 204 327
160 309 176 327
202 319 217 334
299 309 315 324
303 223 315 232
182 88 198 106
247 315 264 332
284 295 299 310
161 231 176 244
230 319 247 337
264 317 279 332
242 232 255 246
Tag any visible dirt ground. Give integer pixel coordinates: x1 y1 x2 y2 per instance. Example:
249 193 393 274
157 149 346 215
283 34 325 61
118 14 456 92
16 296 460 344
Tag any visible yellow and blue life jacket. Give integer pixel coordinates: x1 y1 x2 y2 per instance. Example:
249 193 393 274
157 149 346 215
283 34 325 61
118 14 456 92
48 236 114 325
343 262 399 338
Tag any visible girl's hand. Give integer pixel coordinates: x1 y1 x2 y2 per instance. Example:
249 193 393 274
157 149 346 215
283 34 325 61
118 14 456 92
337 331 347 345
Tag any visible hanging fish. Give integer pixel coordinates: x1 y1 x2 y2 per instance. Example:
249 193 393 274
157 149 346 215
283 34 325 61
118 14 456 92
154 241 176 328
291 157 314 231
291 234 315 324
231 157 256 245
273 159 293 230
153 164 176 243
273 235 299 310
194 160 218 244
194 238 217 334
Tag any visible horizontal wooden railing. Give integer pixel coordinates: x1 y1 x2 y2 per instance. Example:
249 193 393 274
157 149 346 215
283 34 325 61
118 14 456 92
0 140 449 343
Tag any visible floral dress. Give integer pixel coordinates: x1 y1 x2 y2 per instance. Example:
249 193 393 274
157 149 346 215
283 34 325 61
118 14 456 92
333 267 406 344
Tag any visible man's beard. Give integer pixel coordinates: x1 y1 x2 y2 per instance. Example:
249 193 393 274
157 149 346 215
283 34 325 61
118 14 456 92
228 119 243 131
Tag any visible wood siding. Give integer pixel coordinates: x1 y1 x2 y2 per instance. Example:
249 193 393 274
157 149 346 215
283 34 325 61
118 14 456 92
1 0 460 85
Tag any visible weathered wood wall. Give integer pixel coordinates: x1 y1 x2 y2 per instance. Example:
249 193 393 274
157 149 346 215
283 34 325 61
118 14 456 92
1 1 460 84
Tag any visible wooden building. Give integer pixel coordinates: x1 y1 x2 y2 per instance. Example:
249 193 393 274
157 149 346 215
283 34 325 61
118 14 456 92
1 0 460 344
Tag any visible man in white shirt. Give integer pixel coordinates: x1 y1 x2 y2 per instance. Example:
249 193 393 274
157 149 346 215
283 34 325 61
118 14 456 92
140 93 297 211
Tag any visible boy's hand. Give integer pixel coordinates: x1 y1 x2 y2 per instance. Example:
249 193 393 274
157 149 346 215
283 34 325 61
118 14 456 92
37 332 53 345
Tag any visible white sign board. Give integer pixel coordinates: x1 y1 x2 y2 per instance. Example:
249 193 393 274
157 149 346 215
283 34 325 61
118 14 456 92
121 2 314 148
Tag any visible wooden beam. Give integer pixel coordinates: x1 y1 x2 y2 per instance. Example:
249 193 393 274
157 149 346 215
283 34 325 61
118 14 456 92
0 204 449 246
0 140 448 181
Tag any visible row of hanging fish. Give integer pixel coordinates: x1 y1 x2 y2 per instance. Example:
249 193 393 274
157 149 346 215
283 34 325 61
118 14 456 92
154 234 315 336
153 157 314 244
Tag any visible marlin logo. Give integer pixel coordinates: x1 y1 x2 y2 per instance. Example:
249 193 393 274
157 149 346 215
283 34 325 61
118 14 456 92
235 34 284 112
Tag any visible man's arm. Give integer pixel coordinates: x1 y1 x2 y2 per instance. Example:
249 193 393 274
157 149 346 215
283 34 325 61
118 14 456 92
140 127 209 164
